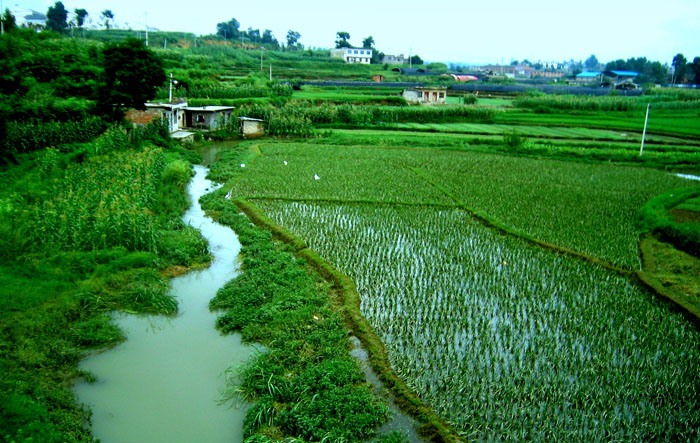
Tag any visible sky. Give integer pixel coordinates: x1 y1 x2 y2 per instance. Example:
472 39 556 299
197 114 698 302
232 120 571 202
9 0 700 65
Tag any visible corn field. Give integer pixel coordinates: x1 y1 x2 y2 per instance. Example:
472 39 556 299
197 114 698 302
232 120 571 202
256 201 700 440
23 148 165 252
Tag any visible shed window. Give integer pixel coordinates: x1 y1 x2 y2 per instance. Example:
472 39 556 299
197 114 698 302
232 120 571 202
196 114 205 123
439 92 445 98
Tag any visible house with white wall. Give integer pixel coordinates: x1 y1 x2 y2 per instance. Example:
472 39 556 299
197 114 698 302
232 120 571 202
330 48 373 64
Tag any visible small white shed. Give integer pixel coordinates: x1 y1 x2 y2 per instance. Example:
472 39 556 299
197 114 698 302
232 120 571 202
238 117 264 138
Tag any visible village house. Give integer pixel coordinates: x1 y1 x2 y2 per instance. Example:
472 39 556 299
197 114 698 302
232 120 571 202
402 87 447 105
330 48 373 64
185 106 235 130
11 8 47 30
382 54 405 65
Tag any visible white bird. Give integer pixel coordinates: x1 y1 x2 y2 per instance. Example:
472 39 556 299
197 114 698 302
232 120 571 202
283 160 288 166
225 190 232 200
240 163 245 168
314 174 320 180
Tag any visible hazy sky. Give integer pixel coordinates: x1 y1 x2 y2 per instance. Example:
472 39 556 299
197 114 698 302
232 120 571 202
11 0 700 65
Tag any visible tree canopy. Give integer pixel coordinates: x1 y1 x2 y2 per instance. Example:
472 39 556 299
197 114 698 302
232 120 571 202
362 36 374 49
216 18 240 39
1 8 17 32
46 1 68 33
74 8 88 28
286 30 301 49
335 32 351 48
98 38 165 118
101 10 113 30
584 54 599 70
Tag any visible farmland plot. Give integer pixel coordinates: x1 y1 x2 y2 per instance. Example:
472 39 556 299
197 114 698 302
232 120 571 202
257 201 700 440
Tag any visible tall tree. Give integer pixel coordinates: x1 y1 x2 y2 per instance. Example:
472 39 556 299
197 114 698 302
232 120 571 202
46 1 68 33
286 30 301 49
74 8 88 28
98 38 165 118
1 8 17 32
261 29 278 47
690 57 700 85
335 31 351 48
362 36 374 49
216 18 240 40
584 54 599 70
672 53 687 84
101 10 113 30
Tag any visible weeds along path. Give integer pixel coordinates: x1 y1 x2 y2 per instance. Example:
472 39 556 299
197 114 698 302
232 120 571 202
210 139 700 440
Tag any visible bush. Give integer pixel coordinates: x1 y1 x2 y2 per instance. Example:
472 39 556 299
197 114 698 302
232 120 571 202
638 188 700 257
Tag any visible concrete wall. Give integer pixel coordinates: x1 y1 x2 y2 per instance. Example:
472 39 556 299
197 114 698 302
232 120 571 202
241 120 264 137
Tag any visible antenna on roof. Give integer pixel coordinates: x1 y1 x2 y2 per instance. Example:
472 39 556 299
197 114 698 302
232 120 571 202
145 12 148 46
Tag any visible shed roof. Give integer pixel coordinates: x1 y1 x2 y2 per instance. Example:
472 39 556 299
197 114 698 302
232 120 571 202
576 71 601 78
185 106 235 112
238 117 264 122
607 70 639 77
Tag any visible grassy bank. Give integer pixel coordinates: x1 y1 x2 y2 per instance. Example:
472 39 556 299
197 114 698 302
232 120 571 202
0 135 209 441
200 192 400 442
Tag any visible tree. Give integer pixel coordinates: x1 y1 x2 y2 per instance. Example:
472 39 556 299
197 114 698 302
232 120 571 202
246 27 260 43
362 36 374 49
101 10 113 30
690 57 700 85
672 53 687 84
410 55 423 65
286 30 301 49
1 8 17 32
261 29 278 47
335 31 351 48
98 38 165 118
74 8 88 28
46 2 68 33
216 18 240 40
584 54 599 70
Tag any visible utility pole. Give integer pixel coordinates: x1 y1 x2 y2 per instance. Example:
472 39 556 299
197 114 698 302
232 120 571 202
145 12 148 46
640 104 650 156
169 73 176 103
1 0 4 36
269 64 272 81
260 46 263 71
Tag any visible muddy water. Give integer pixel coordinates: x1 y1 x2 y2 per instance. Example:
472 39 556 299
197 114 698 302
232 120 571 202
73 165 252 442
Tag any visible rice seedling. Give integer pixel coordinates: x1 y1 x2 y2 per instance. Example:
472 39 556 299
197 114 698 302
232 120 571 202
256 201 700 440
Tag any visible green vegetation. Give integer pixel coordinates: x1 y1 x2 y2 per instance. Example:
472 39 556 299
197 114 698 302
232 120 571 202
199 196 390 441
0 124 208 441
637 187 700 257
205 137 700 440
221 141 690 268
257 201 700 440
3 23 700 442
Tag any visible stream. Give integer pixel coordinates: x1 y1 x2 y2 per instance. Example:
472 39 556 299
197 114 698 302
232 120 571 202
73 164 253 442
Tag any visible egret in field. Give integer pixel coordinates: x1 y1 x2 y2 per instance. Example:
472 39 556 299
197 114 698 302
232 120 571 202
283 160 288 166
240 163 245 168
314 174 320 180
225 190 232 200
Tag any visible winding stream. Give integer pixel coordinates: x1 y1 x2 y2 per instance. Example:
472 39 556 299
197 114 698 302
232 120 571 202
73 164 252 442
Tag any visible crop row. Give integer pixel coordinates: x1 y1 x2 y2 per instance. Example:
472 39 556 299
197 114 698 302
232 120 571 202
514 94 700 111
256 201 700 440
231 142 691 268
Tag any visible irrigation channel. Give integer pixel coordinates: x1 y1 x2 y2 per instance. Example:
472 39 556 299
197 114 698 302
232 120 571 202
73 158 253 441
